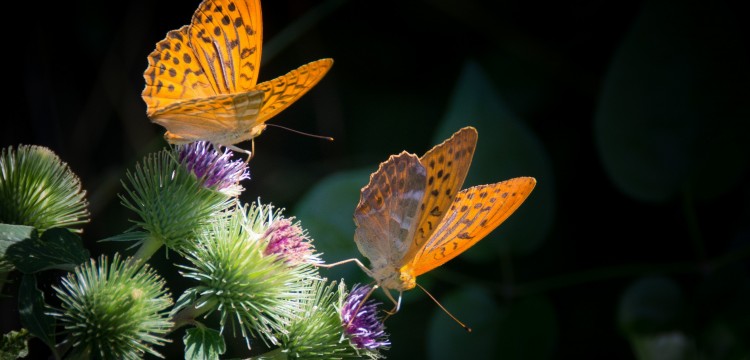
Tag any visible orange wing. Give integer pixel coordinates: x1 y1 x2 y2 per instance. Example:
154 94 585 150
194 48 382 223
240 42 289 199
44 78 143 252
255 58 334 123
188 0 263 93
142 26 217 113
408 127 477 257
152 92 264 145
410 177 537 276
141 0 332 149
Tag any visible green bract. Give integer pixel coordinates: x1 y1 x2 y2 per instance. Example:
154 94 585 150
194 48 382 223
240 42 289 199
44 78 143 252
51 254 173 359
118 148 236 255
175 203 320 348
272 280 386 360
0 145 89 233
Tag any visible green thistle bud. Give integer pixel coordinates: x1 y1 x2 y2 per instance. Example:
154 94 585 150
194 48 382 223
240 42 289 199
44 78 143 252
175 202 319 349
0 145 89 232
118 147 237 257
50 254 173 359
270 280 389 360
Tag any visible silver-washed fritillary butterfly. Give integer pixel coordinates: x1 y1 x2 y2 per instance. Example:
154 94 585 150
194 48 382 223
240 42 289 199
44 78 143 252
326 127 536 322
142 0 333 159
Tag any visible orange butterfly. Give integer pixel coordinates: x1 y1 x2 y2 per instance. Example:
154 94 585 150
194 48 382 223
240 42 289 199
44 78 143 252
326 126 535 321
142 0 333 159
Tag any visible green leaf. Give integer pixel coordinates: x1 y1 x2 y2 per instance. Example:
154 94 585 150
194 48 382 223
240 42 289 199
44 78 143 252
434 60 555 256
18 275 57 358
0 329 30 360
5 228 89 273
292 169 372 284
184 327 226 360
618 276 686 336
0 224 37 272
594 0 750 202
428 287 557 359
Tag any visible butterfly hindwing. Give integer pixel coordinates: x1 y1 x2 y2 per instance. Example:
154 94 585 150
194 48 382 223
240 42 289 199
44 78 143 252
410 177 537 276
354 152 427 271
151 91 264 144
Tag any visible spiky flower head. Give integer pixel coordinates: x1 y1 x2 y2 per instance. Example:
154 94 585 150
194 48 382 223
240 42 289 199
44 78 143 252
117 147 236 256
51 254 173 360
340 284 391 352
0 145 89 233
178 141 250 197
175 202 319 348
270 280 388 359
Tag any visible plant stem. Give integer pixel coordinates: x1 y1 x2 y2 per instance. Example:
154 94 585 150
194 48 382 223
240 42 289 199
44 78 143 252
247 347 288 360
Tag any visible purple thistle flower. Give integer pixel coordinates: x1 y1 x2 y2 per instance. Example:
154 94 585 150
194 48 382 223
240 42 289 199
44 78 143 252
262 218 320 265
341 284 391 350
178 142 250 196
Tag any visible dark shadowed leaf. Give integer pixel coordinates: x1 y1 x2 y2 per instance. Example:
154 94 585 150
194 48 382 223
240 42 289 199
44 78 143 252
618 276 686 336
0 224 36 271
434 60 554 256
293 169 372 283
594 0 750 202
428 286 557 359
18 275 57 358
6 228 89 274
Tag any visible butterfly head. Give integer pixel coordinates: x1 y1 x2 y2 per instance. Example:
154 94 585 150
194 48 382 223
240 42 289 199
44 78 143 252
370 263 416 291
398 265 417 291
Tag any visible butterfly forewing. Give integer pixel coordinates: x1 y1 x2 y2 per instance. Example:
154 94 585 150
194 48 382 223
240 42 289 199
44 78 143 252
143 26 217 113
255 58 334 123
189 0 263 94
410 176 537 276
408 127 478 258
354 152 427 271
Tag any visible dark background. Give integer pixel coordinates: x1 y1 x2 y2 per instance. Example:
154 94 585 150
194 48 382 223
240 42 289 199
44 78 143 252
2 0 749 359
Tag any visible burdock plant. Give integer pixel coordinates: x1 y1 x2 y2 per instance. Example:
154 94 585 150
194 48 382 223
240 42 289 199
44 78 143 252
263 280 390 359
116 142 248 260
0 140 395 359
50 254 173 359
173 202 321 350
0 145 89 233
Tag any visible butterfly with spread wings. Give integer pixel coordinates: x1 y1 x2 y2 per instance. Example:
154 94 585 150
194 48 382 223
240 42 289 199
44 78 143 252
142 0 332 159
325 126 536 321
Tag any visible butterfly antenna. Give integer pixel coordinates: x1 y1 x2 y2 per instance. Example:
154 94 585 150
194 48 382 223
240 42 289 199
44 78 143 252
266 123 334 141
416 283 472 333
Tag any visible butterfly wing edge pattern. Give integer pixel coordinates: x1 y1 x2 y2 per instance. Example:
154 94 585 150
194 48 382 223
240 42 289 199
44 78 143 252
410 176 537 276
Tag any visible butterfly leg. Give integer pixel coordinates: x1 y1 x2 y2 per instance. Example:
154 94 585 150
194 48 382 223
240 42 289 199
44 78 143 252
382 291 403 322
345 283 380 328
315 258 374 278
223 144 253 163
